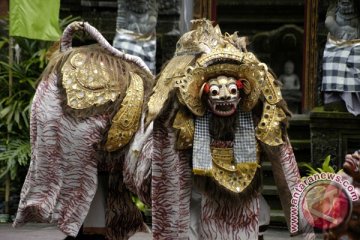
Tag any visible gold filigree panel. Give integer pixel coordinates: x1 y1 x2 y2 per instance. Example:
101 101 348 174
61 52 121 109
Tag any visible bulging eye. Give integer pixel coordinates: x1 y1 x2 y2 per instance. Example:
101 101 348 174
228 84 238 95
210 85 220 96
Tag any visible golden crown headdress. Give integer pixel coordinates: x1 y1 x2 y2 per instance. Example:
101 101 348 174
147 19 287 147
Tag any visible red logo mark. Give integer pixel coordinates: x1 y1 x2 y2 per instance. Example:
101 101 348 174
301 182 351 230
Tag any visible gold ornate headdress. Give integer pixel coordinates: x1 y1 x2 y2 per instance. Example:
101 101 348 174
145 19 290 193
147 19 286 147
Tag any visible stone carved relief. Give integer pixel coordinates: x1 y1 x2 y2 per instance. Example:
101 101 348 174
116 0 158 34
157 0 180 15
311 130 339 168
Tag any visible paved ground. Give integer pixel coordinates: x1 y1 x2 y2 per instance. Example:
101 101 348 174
1 223 324 239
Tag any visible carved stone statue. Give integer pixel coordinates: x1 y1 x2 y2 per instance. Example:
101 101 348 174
279 60 300 90
278 60 302 113
116 0 157 35
322 0 360 116
113 0 158 73
325 0 360 40
324 150 360 240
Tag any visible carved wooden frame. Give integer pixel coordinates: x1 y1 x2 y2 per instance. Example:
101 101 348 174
303 0 319 112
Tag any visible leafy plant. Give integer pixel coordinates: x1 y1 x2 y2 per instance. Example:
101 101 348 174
0 139 30 180
0 34 47 181
0 15 81 181
298 155 337 177
0 15 85 218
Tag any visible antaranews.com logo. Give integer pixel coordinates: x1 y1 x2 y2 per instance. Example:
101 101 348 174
290 172 358 233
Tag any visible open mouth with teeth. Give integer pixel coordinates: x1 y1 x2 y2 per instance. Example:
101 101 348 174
208 100 240 117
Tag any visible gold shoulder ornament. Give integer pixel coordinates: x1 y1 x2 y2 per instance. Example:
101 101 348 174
255 70 286 146
172 107 195 150
61 49 126 109
105 72 144 151
146 55 196 124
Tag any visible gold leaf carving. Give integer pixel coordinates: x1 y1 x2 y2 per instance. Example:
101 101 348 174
146 55 195 124
105 72 144 151
193 144 261 193
256 102 286 146
172 108 195 150
261 71 282 105
61 52 122 109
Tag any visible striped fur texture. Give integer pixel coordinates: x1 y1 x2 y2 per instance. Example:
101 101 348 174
14 60 151 239
13 20 157 238
145 117 192 239
123 119 153 206
106 153 148 240
147 113 260 239
13 72 110 236
261 137 315 239
146 111 312 239
199 194 259 239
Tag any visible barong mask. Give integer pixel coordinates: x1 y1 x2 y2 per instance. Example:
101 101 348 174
201 76 243 117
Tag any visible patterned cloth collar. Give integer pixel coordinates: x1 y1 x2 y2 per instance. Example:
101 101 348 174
192 109 257 172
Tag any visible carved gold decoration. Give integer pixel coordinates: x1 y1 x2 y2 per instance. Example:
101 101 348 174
256 102 286 146
153 19 288 151
238 64 264 112
146 55 195 124
196 44 244 67
242 52 261 64
211 147 236 171
61 52 122 109
193 145 260 193
105 72 144 152
175 19 223 56
172 108 195 150
211 147 259 193
260 71 282 105
212 162 260 193
175 66 206 116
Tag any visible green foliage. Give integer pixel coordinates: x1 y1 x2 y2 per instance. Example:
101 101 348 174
298 155 337 177
0 139 30 180
0 41 41 135
0 34 48 180
0 15 81 180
